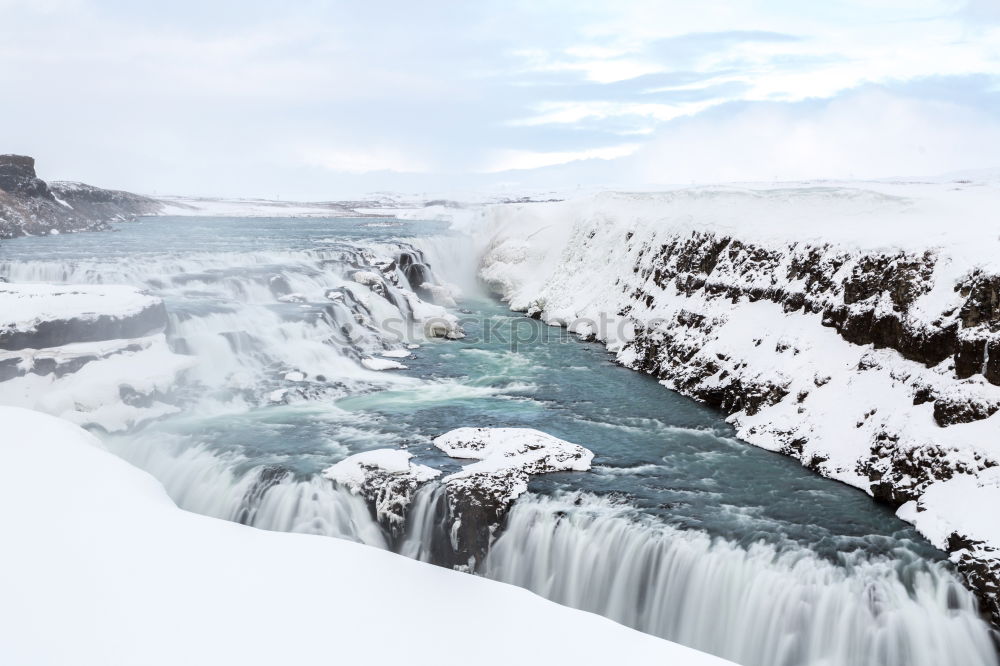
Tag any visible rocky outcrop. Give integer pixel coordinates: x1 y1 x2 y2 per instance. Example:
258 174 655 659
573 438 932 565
433 428 594 568
0 154 161 239
322 449 441 538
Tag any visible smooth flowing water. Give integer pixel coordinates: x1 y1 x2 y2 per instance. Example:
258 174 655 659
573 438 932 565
1 216 996 666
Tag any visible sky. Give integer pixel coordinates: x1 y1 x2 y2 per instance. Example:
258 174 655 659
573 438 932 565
0 0 998 198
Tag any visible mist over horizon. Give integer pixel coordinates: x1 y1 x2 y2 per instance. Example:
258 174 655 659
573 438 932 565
2 0 999 199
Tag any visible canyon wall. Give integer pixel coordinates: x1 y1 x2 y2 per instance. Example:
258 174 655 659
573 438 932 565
0 154 160 238
479 184 1000 624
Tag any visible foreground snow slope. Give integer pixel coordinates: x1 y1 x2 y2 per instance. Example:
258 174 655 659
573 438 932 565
478 180 1000 624
0 406 729 666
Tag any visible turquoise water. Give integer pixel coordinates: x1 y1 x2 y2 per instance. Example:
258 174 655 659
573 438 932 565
1 216 995 666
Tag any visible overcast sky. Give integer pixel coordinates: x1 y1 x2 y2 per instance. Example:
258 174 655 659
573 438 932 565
1 0 998 198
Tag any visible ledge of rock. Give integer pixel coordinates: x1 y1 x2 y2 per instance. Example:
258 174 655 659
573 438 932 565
0 283 167 350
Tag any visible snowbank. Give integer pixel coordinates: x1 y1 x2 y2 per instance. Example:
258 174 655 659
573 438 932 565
0 335 193 431
0 283 165 349
0 406 728 666
479 181 1000 623
437 426 594 485
155 195 361 217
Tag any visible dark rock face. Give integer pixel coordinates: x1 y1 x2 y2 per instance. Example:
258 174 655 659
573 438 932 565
948 533 1000 627
442 473 523 569
618 230 1000 393
933 395 1000 427
0 154 161 239
0 154 51 198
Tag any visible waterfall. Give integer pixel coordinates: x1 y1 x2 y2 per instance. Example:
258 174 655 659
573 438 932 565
109 435 388 548
482 493 999 666
0 242 449 427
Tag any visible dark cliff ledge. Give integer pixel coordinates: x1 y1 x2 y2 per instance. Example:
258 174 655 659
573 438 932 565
0 154 161 239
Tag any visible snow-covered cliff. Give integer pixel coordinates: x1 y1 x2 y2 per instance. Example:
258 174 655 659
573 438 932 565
479 181 1000 624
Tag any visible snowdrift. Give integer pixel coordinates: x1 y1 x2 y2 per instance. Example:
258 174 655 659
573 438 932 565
0 406 729 666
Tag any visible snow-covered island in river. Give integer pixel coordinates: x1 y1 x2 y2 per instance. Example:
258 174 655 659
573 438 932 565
2 171 1000 666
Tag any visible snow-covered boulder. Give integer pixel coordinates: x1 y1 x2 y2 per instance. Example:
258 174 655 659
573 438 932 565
0 406 730 666
434 427 593 567
351 270 383 287
323 449 440 535
361 357 407 371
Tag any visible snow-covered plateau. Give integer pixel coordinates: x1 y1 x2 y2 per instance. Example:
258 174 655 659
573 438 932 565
477 179 1000 624
0 405 730 666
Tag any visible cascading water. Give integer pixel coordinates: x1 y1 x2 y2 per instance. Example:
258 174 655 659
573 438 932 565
110 435 388 547
482 493 998 666
1 216 997 666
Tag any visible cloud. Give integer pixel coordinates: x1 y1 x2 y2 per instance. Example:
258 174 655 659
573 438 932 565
483 143 641 172
299 147 431 175
628 87 1000 183
960 0 1000 22
0 1 997 197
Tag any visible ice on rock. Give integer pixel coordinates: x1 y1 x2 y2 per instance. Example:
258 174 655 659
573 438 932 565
361 357 407 371
323 449 441 534
436 427 594 482
432 427 594 566
351 270 383 287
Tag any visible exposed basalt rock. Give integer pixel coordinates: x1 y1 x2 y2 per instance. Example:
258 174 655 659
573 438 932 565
0 154 161 239
948 533 1000 627
0 154 52 199
442 473 524 569
860 436 997 506
627 231 987 376
933 394 1000 427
